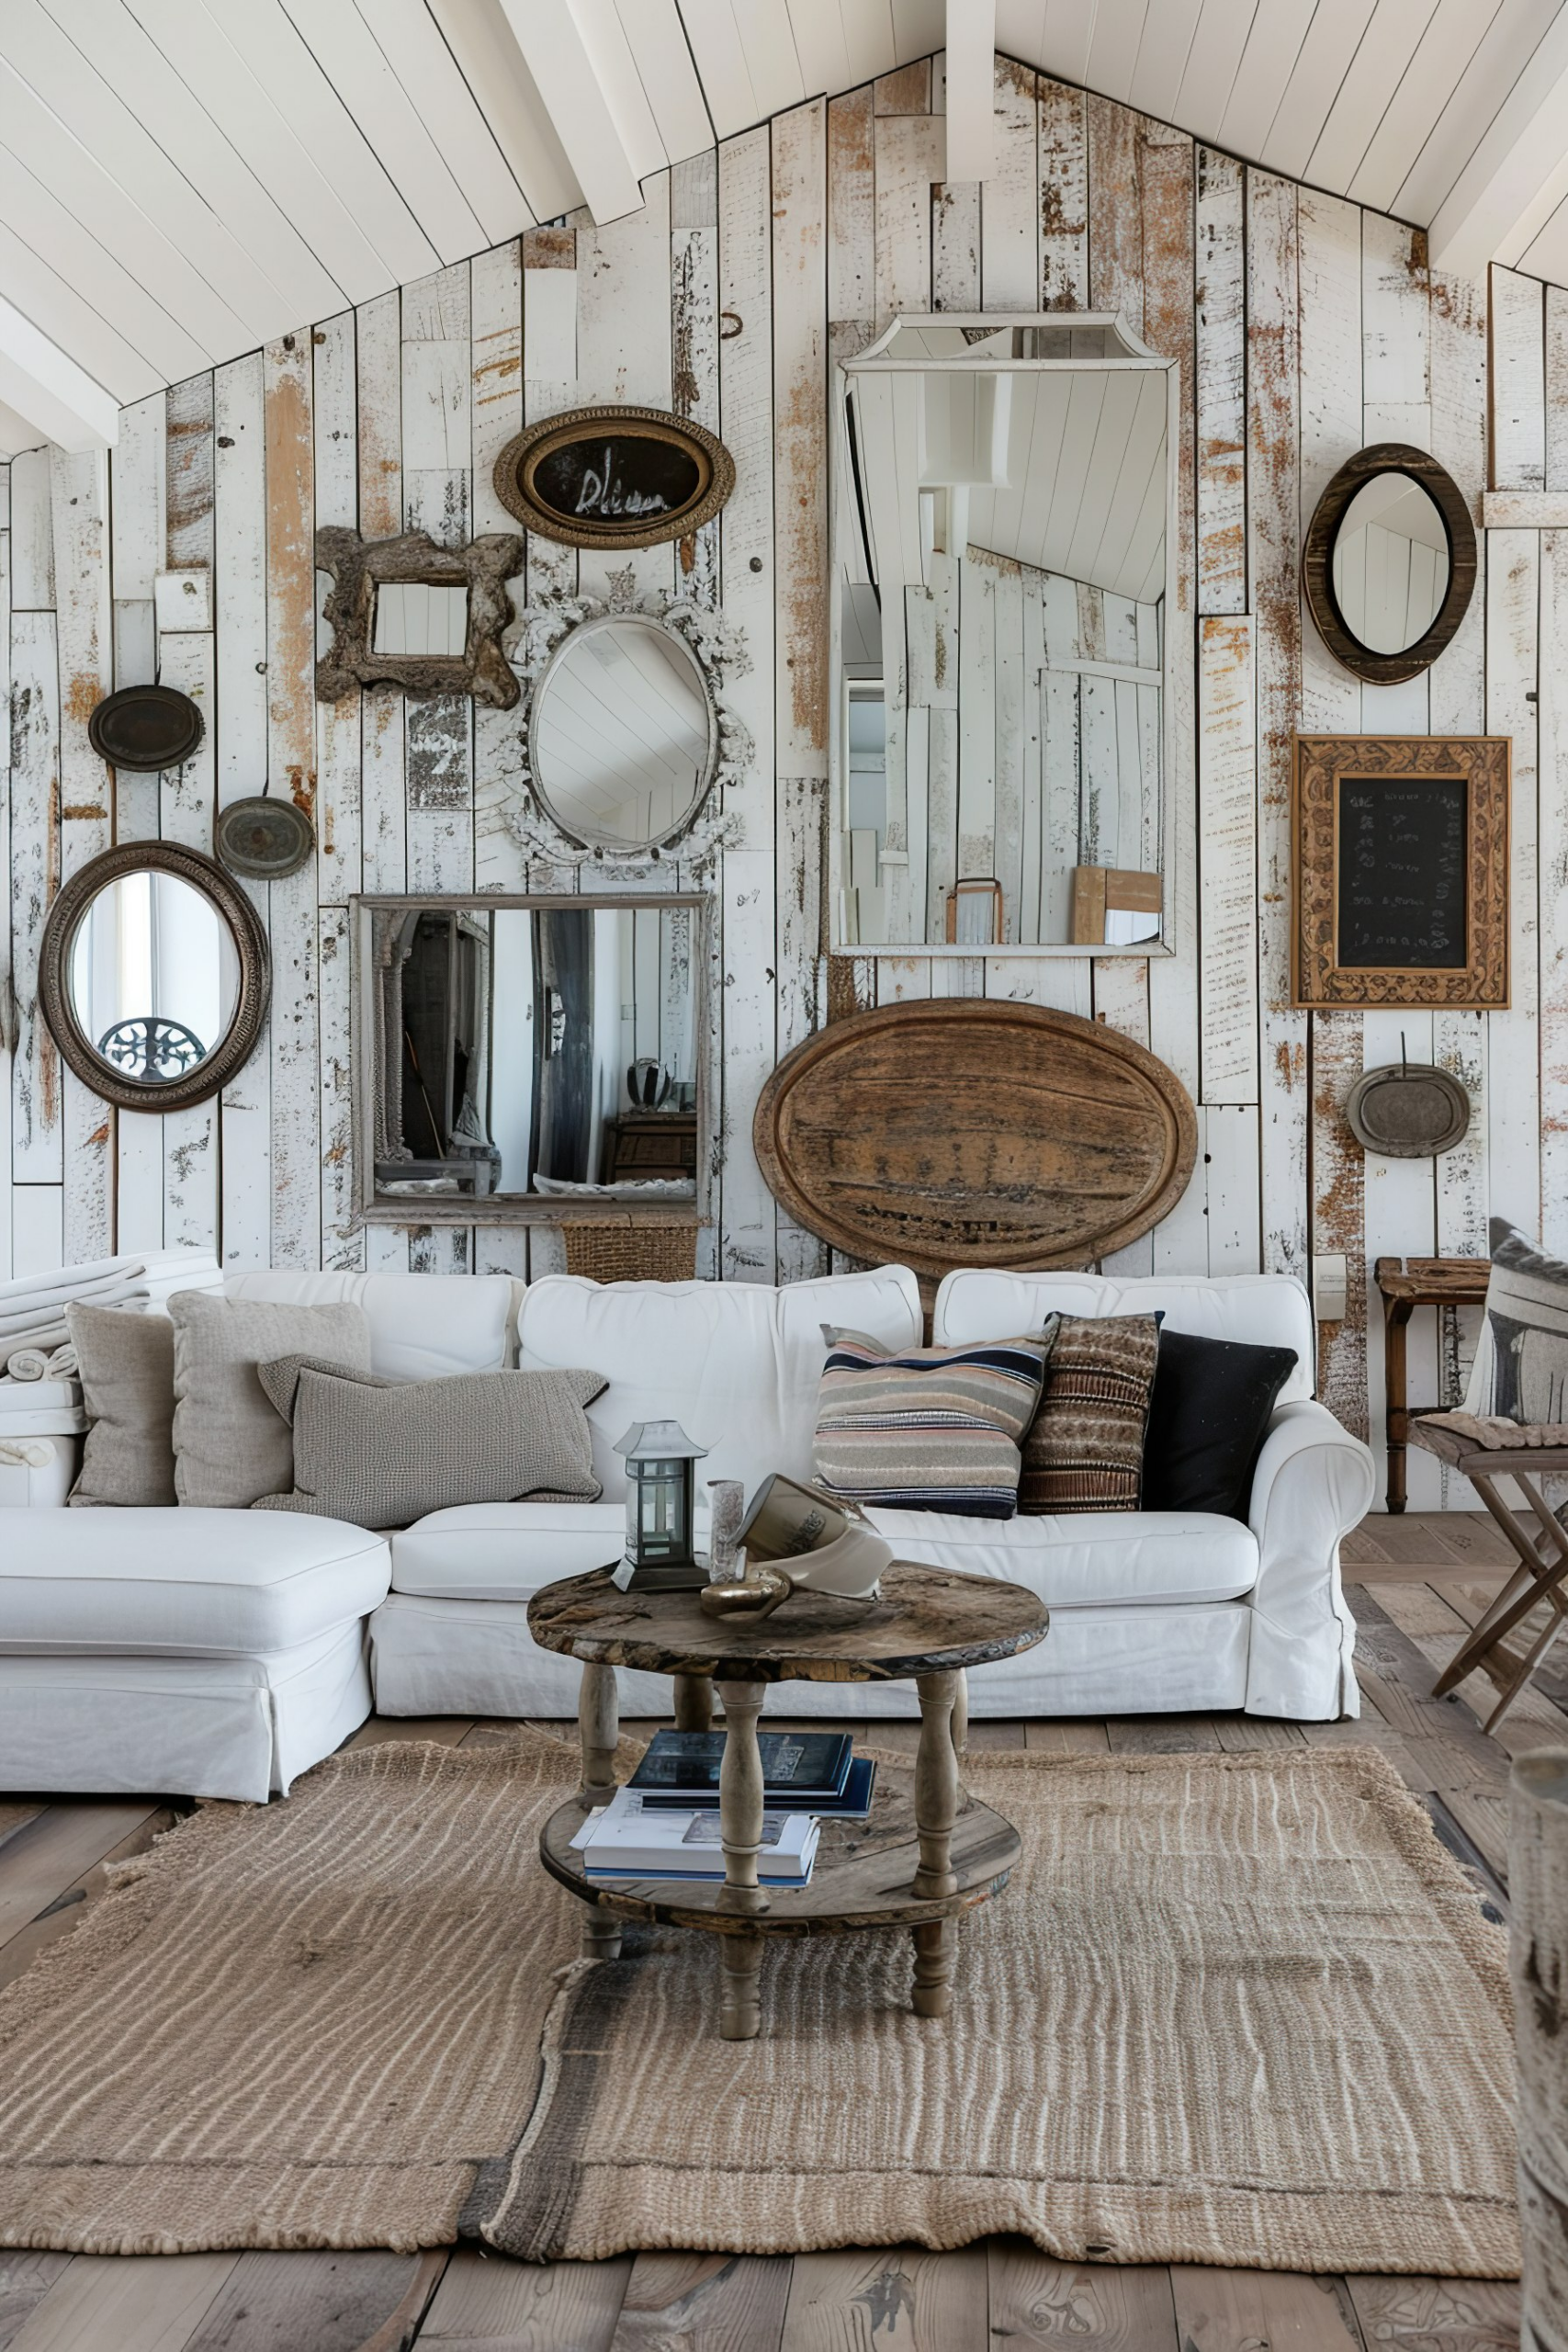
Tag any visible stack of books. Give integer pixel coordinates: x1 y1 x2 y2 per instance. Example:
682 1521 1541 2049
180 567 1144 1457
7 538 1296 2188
571 1728 876 1889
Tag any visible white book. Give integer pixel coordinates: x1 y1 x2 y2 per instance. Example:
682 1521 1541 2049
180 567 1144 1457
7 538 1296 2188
572 1787 819 1883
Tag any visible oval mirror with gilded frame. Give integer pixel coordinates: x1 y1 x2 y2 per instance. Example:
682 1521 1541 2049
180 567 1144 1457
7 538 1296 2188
529 612 716 853
1303 442 1477 685
39 841 270 1114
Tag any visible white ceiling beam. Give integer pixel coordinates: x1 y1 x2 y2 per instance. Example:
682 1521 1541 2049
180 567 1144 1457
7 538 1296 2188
0 295 118 451
496 0 646 224
944 0 996 181
1428 10 1568 277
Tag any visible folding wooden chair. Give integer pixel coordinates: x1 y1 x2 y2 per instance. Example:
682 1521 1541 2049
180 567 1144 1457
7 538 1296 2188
1410 1416 1568 1730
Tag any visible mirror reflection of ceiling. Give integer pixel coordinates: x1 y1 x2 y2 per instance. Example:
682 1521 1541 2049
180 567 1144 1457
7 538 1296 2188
69 870 239 1086
533 617 711 851
369 901 698 1204
1331 473 1450 656
852 363 1167 603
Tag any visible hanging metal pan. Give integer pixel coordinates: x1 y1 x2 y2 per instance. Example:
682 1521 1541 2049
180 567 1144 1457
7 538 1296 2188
215 795 316 881
1346 1063 1471 1158
87 684 205 772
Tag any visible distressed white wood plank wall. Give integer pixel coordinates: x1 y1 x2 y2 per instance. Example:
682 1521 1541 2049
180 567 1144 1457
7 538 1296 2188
2 46 1562 1498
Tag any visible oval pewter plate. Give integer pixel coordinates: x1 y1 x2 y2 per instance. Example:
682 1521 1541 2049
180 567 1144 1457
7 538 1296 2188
216 796 315 881
1346 1063 1471 1159
752 999 1199 1280
87 684 205 773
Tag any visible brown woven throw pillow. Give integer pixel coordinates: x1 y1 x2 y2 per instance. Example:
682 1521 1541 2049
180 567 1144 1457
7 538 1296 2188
1018 1314 1161 1514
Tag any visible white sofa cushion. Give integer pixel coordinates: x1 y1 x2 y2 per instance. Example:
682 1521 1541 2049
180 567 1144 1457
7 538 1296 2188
392 1501 627 1600
864 1508 1259 1609
220 1271 519 1381
933 1271 1316 1404
517 1266 923 1500
0 1508 390 1657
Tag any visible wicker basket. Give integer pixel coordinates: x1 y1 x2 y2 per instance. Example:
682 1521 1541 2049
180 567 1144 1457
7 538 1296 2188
561 1221 699 1283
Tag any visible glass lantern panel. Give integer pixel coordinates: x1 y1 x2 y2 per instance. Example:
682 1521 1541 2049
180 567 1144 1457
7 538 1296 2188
633 1460 690 1562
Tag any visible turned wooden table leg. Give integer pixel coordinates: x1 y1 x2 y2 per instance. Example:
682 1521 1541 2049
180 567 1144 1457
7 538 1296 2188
720 1929 764 2040
1384 1296 1413 1514
911 1669 961 2019
951 1668 969 1760
577 1660 622 1961
714 1677 768 2039
673 1672 713 1733
714 1679 769 1912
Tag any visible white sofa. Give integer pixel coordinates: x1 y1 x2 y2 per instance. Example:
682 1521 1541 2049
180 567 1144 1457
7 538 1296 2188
0 1262 1373 1802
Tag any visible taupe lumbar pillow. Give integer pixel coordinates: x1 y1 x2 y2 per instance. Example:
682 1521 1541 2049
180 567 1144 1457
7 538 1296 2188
253 1356 607 1528
65 1303 178 1508
167 1292 373 1509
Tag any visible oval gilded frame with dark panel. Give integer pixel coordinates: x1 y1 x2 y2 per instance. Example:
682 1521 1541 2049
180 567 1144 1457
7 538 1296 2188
1302 441 1477 685
492 405 735 551
39 840 271 1114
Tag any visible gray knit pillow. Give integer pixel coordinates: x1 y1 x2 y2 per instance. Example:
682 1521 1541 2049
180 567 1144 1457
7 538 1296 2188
253 1356 606 1528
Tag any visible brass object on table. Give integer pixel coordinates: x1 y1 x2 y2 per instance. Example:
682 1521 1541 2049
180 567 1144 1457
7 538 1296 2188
698 1559 795 1621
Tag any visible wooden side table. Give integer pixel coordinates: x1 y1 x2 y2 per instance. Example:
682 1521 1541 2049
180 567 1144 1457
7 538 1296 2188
1373 1256 1490 1511
525 1562 1048 2041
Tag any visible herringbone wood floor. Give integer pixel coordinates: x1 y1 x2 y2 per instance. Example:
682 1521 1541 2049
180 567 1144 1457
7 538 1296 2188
0 1513 1543 2351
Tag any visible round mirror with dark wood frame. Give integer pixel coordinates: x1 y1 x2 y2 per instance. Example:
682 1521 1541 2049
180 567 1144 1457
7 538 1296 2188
39 841 270 1114
1303 442 1477 684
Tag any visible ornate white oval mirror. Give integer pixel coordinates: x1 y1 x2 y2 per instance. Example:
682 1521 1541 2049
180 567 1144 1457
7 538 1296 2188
529 613 716 853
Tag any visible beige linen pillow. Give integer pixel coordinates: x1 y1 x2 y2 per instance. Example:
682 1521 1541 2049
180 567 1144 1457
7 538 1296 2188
167 1292 372 1508
253 1355 605 1528
65 1303 177 1507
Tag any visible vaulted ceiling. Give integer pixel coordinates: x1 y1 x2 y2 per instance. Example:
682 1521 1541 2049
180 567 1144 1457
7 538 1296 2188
0 0 1564 457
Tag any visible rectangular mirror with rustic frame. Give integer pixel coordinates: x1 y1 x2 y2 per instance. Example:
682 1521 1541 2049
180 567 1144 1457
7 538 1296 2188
352 893 708 1228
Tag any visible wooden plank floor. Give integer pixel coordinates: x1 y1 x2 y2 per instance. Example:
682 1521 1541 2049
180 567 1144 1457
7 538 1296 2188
0 1512 1540 2352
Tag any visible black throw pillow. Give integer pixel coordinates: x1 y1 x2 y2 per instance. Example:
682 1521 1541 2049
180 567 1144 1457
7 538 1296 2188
1139 1329 1298 1520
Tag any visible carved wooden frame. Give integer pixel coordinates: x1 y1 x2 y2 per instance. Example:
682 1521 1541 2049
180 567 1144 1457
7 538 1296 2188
39 839 270 1114
1291 733 1510 1010
1302 442 1478 685
314 526 525 708
491 404 735 550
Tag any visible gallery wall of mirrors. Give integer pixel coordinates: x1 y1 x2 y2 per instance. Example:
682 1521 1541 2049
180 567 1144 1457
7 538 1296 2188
833 317 1178 955
353 895 705 1227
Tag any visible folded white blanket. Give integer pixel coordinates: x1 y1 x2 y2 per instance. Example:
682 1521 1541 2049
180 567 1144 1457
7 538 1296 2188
0 1318 69 1374
0 1254 135 1309
0 1266 149 1338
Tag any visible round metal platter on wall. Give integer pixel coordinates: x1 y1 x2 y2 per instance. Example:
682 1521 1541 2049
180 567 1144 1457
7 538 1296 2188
87 684 205 772
491 406 735 550
1346 1063 1471 1158
216 795 316 881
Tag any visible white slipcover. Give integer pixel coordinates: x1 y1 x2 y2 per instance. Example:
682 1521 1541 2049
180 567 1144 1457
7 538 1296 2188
0 1510 389 1656
517 1265 924 1499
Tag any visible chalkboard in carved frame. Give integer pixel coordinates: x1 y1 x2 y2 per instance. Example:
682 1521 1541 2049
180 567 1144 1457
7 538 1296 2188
1291 734 1510 1010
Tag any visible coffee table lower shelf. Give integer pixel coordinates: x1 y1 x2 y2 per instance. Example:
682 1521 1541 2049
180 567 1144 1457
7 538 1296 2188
539 1766 1021 2035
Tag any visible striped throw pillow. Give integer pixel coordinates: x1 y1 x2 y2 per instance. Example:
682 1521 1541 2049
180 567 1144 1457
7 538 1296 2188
1472 1218 1568 1421
1018 1313 1162 1514
811 1322 1058 1520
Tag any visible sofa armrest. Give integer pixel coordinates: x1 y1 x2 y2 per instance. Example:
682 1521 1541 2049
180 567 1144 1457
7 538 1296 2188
1243 1399 1375 1719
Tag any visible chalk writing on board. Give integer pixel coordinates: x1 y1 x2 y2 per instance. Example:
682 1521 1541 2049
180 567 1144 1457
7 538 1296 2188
1337 777 1468 968
533 436 702 532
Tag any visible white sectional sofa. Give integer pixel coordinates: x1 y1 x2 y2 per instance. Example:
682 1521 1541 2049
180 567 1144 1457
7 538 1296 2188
0 1261 1374 1801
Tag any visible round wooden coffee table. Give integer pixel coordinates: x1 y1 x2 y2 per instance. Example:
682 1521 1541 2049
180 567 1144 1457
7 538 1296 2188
525 1561 1048 2040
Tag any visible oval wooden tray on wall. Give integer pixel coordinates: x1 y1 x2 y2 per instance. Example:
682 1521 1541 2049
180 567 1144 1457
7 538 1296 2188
753 1000 1198 1280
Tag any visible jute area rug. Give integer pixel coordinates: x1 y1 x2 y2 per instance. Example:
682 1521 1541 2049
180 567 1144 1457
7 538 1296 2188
0 1731 1518 2277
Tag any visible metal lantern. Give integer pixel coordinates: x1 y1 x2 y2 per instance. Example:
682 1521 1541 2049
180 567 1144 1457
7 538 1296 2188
611 1420 710 1592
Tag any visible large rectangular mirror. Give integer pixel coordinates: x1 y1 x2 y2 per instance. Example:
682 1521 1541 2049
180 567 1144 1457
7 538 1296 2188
832 316 1178 955
353 895 706 1226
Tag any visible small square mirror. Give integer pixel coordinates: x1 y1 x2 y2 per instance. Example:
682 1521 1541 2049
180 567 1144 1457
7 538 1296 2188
372 582 470 659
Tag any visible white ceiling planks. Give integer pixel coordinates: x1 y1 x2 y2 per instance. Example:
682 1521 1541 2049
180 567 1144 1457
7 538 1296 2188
1 0 1567 458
